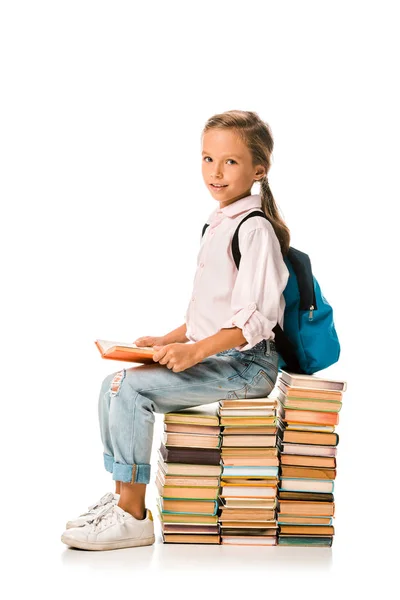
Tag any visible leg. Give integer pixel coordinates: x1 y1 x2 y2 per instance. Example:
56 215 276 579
118 482 146 519
107 345 274 481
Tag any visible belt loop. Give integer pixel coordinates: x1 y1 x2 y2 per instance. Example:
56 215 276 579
267 339 270 354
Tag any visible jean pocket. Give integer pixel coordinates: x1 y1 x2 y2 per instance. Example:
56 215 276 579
248 367 277 397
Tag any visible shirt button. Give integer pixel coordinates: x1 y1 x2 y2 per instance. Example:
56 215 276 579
200 262 204 268
192 297 195 302
248 302 256 310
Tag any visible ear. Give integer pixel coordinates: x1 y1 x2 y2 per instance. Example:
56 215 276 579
254 165 266 181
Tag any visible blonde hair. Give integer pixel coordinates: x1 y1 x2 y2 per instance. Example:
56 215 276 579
202 110 291 257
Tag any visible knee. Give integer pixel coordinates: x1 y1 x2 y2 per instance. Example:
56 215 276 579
99 369 126 398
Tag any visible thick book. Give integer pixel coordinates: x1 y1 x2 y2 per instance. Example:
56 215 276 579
164 423 221 435
221 536 277 546
157 451 222 476
221 498 277 509
278 514 333 525
277 382 343 401
281 443 337 457
221 466 279 477
222 426 280 435
286 423 336 433
220 416 283 426
283 409 339 426
222 457 280 467
156 476 220 500
162 533 220 544
276 389 342 412
279 370 347 392
279 491 334 502
219 399 279 408
220 485 277 499
279 478 335 493
221 527 278 536
221 477 278 485
156 500 218 524
162 524 220 534
280 454 336 468
222 434 280 448
219 409 280 416
164 404 220 426
221 447 279 458
282 430 339 446
279 525 334 535
95 339 155 364
278 500 335 516
156 468 221 488
159 442 221 466
278 536 333 547
219 508 276 520
280 466 336 480
162 432 222 449
158 497 218 516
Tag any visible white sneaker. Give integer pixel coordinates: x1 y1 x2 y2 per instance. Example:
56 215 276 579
65 492 120 529
61 503 155 550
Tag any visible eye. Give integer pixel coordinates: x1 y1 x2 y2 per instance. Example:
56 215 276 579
202 157 237 164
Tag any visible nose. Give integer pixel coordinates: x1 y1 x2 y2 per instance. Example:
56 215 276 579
211 164 224 179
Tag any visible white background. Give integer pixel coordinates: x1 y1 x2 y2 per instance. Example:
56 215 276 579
1 1 398 597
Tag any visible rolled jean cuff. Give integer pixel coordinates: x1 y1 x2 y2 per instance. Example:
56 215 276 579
112 461 151 484
104 453 114 473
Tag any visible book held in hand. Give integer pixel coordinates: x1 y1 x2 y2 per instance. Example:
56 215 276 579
95 339 155 364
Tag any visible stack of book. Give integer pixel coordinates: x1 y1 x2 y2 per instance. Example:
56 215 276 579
156 402 222 544
217 396 284 546
273 369 347 548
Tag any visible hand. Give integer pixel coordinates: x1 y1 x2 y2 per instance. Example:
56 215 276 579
134 336 166 347
152 343 202 373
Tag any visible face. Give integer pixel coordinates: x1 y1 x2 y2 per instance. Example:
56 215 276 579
201 128 266 208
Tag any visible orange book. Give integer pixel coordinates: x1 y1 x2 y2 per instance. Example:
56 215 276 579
279 525 334 535
95 339 155 364
283 409 339 426
282 430 339 446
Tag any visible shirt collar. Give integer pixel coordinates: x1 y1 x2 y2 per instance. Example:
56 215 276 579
207 194 262 224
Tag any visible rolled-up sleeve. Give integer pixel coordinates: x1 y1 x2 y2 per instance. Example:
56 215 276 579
220 226 290 351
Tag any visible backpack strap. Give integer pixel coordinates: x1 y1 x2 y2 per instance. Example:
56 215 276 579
202 223 209 237
231 211 303 373
201 212 304 372
231 210 268 268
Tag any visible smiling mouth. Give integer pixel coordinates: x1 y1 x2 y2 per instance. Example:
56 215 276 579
210 184 228 188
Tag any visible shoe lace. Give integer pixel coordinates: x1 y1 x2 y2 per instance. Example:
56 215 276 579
87 492 115 513
90 504 125 531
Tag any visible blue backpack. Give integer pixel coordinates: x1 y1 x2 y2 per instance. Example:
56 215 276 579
202 210 341 375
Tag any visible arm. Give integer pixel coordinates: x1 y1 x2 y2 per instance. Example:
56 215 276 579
196 225 289 358
195 326 247 361
162 323 190 344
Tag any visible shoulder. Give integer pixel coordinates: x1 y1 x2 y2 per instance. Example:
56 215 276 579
234 210 276 240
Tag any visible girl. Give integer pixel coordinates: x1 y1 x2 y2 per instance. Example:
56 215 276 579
61 110 291 551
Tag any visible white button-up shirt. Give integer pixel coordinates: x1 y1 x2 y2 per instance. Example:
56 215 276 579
184 193 290 351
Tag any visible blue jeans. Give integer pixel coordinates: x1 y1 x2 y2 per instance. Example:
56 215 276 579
98 339 279 484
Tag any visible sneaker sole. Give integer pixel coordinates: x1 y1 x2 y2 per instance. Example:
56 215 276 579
61 534 155 550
